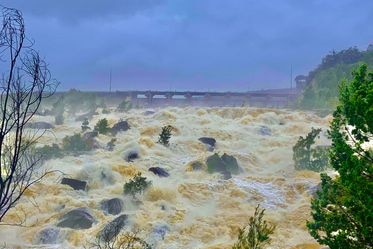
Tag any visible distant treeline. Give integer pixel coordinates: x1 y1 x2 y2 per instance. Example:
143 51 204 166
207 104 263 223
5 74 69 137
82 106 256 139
297 45 373 110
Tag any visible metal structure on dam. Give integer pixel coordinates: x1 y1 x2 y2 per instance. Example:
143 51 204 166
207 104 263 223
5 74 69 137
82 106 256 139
95 88 300 108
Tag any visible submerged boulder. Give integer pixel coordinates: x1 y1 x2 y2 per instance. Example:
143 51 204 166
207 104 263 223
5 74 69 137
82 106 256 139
100 198 124 215
61 178 87 191
26 122 54 129
148 223 170 245
143 110 156 116
259 125 272 136
57 208 95 229
99 214 129 242
149 167 169 177
35 227 60 244
111 120 130 135
198 137 216 151
124 150 139 162
187 161 205 171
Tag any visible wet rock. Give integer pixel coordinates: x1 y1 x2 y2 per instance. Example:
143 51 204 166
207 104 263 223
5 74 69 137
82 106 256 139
206 153 239 179
36 227 60 244
26 122 54 129
152 224 170 240
100 198 124 215
57 208 95 229
99 214 129 242
189 161 204 171
149 167 169 177
259 125 272 136
61 178 87 191
100 168 115 185
143 110 156 116
111 120 130 135
198 137 216 151
221 153 240 174
206 154 231 179
124 150 139 162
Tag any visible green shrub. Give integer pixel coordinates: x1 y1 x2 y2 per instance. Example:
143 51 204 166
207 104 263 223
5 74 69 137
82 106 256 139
232 205 276 249
34 144 63 160
123 173 151 198
158 125 173 146
94 118 110 135
62 133 90 153
292 127 329 172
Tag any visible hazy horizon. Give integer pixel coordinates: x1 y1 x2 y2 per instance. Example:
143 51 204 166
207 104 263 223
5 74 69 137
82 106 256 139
2 0 372 91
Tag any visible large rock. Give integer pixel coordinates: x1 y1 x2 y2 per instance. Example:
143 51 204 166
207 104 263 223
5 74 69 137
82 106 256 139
35 227 60 244
26 122 54 129
100 198 124 215
221 153 240 174
124 150 139 162
188 161 205 171
149 167 169 177
99 214 128 242
206 153 240 179
111 120 130 135
57 208 95 229
61 178 87 191
143 110 156 116
198 137 216 151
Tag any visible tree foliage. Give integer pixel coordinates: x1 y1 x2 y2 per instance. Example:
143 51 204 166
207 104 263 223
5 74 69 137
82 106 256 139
232 205 276 249
307 64 373 249
158 125 173 146
298 46 373 109
292 127 329 172
62 133 90 153
123 173 151 198
94 118 110 135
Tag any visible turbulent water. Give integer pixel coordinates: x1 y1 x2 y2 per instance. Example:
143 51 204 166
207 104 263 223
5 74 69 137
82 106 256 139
0 107 332 249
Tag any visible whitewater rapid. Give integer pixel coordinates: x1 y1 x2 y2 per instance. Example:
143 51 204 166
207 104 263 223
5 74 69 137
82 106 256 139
0 107 332 249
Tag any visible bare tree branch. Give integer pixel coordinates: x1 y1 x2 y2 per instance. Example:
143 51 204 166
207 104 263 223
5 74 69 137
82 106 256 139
0 5 58 222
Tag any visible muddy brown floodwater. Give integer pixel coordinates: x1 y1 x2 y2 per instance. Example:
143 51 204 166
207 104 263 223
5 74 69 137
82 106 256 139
0 107 333 249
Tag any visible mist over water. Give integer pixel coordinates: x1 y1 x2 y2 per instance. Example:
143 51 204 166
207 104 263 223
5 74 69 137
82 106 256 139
0 107 331 249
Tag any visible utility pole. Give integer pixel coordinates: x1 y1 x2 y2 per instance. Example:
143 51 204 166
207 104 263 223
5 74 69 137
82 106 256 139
290 64 293 89
109 69 112 93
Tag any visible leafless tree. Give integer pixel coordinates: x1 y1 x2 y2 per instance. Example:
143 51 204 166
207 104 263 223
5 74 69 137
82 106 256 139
85 222 151 249
0 6 58 222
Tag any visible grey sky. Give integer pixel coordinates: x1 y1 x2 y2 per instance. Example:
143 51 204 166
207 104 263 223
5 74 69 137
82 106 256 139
2 0 372 91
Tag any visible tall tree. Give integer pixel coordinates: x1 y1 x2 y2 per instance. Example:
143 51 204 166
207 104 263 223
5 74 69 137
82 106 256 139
0 6 58 222
307 64 373 248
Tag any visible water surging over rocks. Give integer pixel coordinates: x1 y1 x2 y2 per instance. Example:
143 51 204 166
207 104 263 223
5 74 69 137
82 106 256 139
0 107 331 249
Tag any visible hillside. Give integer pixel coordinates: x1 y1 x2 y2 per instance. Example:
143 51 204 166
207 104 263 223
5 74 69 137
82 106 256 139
297 45 373 110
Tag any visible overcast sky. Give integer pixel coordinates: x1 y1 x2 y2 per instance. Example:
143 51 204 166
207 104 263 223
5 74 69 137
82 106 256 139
2 0 372 91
